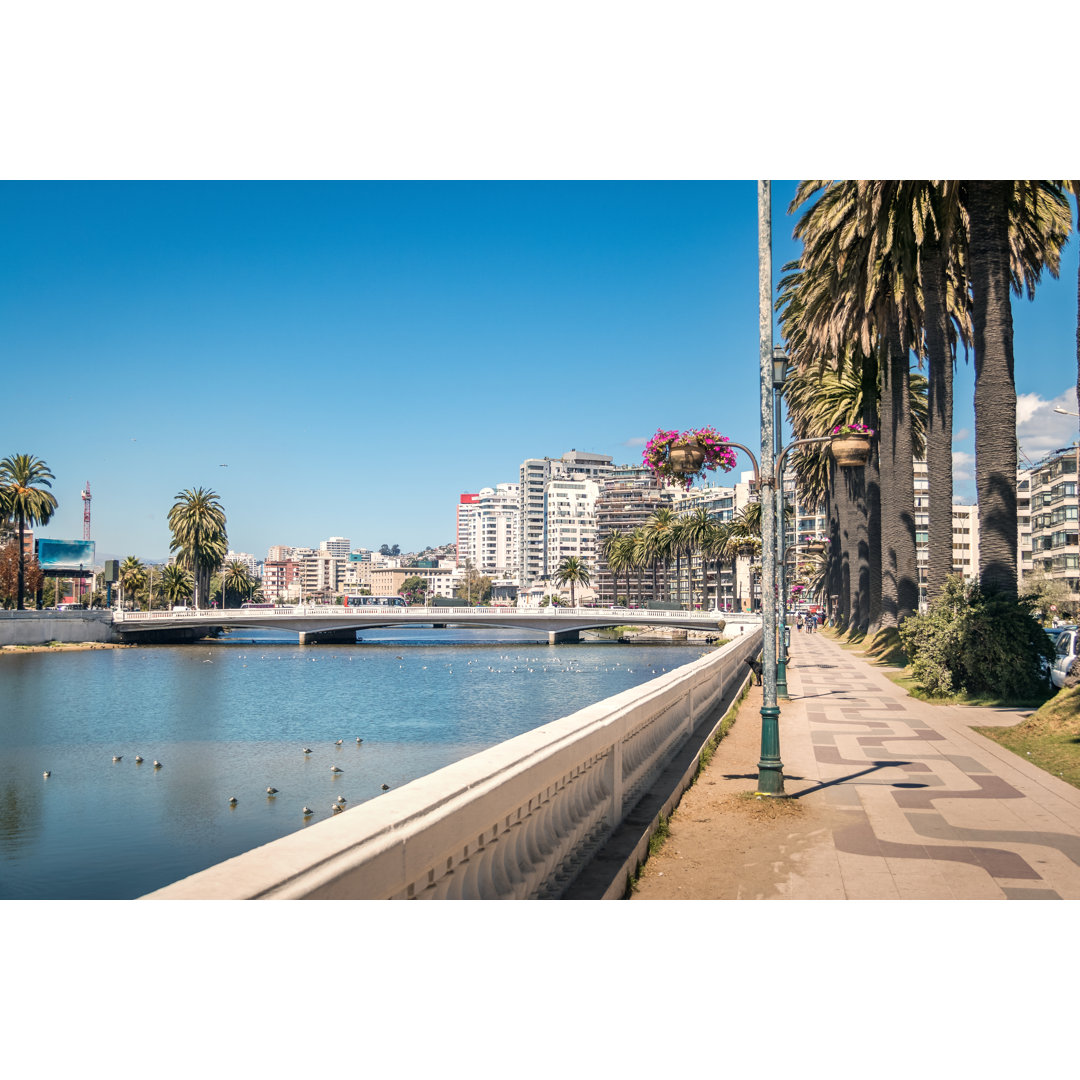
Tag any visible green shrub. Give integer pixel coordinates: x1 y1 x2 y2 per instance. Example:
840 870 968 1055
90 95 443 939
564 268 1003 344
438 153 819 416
898 576 1053 699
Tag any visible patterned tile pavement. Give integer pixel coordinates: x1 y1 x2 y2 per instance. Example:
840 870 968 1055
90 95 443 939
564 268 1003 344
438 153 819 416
773 630 1080 899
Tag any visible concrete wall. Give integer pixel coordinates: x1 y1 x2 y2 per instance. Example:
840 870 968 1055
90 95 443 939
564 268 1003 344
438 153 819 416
0 610 119 646
143 628 763 900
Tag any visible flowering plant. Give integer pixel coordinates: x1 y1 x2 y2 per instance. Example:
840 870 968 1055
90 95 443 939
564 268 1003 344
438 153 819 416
832 422 875 437
643 426 738 489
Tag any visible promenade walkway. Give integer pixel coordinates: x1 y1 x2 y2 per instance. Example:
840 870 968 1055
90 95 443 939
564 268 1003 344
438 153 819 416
632 625 1080 899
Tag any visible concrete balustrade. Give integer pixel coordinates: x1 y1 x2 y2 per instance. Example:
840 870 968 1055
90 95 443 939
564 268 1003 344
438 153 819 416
143 627 763 900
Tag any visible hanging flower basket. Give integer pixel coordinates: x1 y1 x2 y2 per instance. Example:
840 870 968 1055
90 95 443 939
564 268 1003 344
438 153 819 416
830 423 874 467
643 426 738 489
804 541 826 555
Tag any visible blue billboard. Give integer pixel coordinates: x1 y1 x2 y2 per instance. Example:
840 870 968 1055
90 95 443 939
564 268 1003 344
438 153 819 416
36 539 96 571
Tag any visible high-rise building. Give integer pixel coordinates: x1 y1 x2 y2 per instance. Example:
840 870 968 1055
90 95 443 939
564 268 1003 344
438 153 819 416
517 450 613 588
456 494 480 569
1020 447 1079 602
544 477 600 589
474 484 519 578
593 466 669 606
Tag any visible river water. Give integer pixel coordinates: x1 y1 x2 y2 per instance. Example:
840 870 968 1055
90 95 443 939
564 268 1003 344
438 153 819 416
0 627 712 899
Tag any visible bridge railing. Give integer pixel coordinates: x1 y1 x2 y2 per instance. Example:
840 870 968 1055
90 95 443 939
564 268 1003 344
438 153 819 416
112 605 759 623
142 626 763 900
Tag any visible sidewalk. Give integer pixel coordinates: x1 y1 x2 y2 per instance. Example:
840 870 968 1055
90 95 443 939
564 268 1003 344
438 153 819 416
631 626 1080 899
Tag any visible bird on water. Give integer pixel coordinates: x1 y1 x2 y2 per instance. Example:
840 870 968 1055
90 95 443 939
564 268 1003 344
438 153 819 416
266 786 279 795
153 760 163 769
381 783 390 790
335 739 343 746
228 796 238 805
43 770 51 778
113 755 122 762
302 807 313 816
356 738 363 744
330 766 343 773
302 747 313 754
134 755 143 764
336 795 346 804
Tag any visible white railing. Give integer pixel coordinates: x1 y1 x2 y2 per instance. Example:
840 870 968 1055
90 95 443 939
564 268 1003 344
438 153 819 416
112 606 759 623
142 628 763 900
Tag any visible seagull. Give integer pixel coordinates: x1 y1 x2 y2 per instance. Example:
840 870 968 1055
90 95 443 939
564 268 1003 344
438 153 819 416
134 755 143 764
266 786 278 795
356 737 363 744
336 795 346 804
43 770 51 778
113 755 122 762
334 739 342 746
302 807 313 816
302 747 313 754
381 783 390 790
332 804 344 813
153 760 163 769
330 766 343 773
228 796 238 805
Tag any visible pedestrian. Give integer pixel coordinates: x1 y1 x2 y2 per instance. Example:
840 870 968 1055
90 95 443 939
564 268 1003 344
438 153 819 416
796 614 803 633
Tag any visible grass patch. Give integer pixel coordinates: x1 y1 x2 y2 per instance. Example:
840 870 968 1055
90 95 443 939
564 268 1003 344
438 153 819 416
975 687 1080 789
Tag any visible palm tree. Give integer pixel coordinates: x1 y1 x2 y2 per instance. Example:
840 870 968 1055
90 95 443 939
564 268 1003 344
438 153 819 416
641 508 675 604
601 530 628 607
167 488 227 609
0 454 58 610
223 560 251 609
967 180 1070 597
160 563 193 607
553 556 590 607
118 556 145 611
679 507 717 609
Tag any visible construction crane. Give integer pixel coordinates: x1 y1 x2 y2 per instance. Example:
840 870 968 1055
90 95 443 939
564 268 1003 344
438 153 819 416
82 482 91 540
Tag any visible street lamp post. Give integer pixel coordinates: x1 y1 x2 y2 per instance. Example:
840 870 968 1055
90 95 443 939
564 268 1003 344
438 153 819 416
773 346 791 699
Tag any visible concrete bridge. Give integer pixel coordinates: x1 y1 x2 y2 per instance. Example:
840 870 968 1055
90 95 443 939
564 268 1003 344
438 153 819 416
111 605 759 644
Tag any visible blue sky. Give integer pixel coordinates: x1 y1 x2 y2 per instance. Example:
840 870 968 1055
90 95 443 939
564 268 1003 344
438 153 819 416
3 181 1078 562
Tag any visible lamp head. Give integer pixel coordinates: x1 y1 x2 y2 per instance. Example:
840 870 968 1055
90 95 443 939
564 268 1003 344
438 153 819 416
771 346 788 389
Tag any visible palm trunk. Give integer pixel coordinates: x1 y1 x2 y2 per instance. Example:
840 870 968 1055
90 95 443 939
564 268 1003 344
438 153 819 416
877 313 919 628
863 351 883 635
923 233 955 603
970 180 1019 598
16 512 25 610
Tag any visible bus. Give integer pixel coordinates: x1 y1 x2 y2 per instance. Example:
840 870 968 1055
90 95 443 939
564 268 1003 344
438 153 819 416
241 602 275 609
342 595 407 608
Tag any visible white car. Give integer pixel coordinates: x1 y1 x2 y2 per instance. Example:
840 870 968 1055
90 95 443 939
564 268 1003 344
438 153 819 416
1050 627 1079 690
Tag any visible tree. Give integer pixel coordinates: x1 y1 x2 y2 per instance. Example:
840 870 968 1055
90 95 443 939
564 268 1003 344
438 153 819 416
398 575 429 606
643 507 676 604
167 488 227 609
553 556 590 607
160 563 193 607
223 560 251 609
118 556 145 611
454 562 492 605
0 539 43 609
602 530 629 607
0 454 58 610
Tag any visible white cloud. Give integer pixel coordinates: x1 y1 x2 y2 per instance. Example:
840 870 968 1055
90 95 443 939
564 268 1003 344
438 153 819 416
952 428 970 443
623 436 649 447
1017 388 1079 460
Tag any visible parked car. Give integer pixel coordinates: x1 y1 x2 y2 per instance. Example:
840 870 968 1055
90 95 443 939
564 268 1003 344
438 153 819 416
1050 627 1079 690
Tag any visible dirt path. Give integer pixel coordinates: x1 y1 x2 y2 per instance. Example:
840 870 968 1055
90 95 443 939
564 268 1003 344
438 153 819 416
630 683 846 900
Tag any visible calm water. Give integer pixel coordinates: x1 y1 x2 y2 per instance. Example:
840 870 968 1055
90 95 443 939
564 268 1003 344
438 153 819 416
0 627 710 899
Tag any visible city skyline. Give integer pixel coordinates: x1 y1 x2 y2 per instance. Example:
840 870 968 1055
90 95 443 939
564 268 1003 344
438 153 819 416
3 181 1078 561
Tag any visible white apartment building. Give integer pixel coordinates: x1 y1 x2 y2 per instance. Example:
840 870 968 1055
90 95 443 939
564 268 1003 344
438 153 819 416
473 483 519 578
544 478 600 586
220 550 258 576
1020 447 1079 602
951 504 979 580
518 450 613 588
319 537 351 558
456 494 480 568
267 545 294 562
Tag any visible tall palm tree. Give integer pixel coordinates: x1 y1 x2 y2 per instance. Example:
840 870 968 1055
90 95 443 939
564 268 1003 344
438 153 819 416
0 454 58 610
629 527 649 606
643 507 676 604
553 556 590 607
602 530 628 606
167 488 227 609
679 507 717 609
160 563 193 607
967 180 1070 597
118 556 145 611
